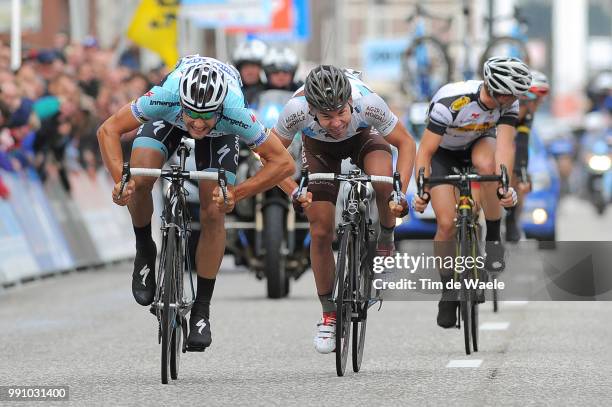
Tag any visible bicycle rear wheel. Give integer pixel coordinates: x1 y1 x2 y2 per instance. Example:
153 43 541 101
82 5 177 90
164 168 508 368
335 225 352 377
352 227 373 372
161 227 178 384
457 218 472 355
401 36 452 100
493 288 499 312
479 36 530 75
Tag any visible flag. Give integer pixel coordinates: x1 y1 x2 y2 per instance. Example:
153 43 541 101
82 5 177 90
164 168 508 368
127 0 180 69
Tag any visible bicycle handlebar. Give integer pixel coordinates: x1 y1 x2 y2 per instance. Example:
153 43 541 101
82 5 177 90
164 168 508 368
416 164 509 196
296 169 405 206
117 164 229 205
130 168 220 181
307 172 395 184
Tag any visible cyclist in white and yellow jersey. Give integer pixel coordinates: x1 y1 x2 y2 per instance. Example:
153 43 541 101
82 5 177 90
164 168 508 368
412 57 532 328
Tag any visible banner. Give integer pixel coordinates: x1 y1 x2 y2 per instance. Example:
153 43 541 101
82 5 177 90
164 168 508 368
2 169 74 274
182 0 272 28
127 0 180 69
226 0 291 33
0 197 39 284
44 175 101 268
244 0 310 42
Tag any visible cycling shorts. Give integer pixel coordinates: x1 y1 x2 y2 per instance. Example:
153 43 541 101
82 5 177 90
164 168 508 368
132 120 239 184
302 129 392 203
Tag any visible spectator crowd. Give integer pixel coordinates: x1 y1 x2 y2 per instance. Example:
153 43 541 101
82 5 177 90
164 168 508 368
0 34 169 199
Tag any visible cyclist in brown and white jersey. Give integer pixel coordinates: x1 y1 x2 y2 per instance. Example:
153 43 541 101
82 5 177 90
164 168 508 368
269 65 416 354
412 57 532 328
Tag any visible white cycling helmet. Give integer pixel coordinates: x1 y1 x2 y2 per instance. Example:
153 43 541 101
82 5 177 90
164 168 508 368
529 70 549 96
232 40 268 68
262 47 299 75
179 63 228 113
483 57 532 96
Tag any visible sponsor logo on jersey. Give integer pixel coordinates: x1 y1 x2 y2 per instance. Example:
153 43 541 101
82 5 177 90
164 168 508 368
302 127 317 137
130 101 149 122
450 96 471 111
144 91 154 97
253 131 267 146
364 106 385 122
149 100 180 107
221 114 250 129
471 113 480 119
454 122 495 132
250 113 256 123
285 110 306 129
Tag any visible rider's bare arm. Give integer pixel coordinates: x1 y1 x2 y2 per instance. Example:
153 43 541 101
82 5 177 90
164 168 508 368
254 128 300 197
384 122 416 194
495 124 516 177
234 131 295 201
415 128 443 181
97 102 142 182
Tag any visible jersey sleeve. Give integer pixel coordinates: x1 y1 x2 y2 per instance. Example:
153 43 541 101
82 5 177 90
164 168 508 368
220 107 268 149
426 102 452 135
273 97 307 140
130 86 179 123
360 93 398 136
498 100 519 127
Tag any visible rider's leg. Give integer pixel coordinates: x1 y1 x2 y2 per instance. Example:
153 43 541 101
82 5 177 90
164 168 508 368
429 146 468 328
471 137 505 270
128 123 183 306
308 202 337 305
301 136 344 354
127 146 164 306
431 184 461 328
188 134 239 349
358 133 395 255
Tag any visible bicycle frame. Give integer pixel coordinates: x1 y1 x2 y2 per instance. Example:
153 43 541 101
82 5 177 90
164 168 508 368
153 142 196 322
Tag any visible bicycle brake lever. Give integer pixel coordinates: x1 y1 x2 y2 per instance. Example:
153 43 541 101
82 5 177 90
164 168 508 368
217 168 228 205
118 162 130 199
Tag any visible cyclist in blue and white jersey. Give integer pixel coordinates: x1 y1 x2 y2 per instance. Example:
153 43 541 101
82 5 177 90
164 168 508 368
97 55 295 350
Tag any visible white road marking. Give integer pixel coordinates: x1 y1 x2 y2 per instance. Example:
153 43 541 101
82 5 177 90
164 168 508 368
446 359 483 368
480 321 510 330
501 300 529 306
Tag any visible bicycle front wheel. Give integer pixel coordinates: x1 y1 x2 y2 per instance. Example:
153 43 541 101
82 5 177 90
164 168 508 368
170 228 185 380
335 225 352 377
352 227 373 372
161 227 178 384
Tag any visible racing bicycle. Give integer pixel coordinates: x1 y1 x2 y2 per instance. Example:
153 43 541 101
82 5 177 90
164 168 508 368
417 164 509 354
119 141 228 384
296 169 404 376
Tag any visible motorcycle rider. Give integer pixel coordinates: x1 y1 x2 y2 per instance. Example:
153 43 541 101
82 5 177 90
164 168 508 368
232 39 268 107
506 70 549 241
262 47 302 92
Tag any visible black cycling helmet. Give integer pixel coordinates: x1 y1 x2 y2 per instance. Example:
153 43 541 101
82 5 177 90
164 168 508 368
304 65 352 111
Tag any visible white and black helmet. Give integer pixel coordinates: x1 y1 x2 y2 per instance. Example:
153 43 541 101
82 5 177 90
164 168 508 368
262 47 299 75
232 40 268 68
179 63 228 113
483 57 532 96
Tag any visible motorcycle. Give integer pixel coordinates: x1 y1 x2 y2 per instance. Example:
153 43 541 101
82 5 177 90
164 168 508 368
226 90 311 298
580 125 611 215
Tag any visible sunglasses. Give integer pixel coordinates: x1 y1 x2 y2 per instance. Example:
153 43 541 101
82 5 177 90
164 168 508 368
183 108 218 120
